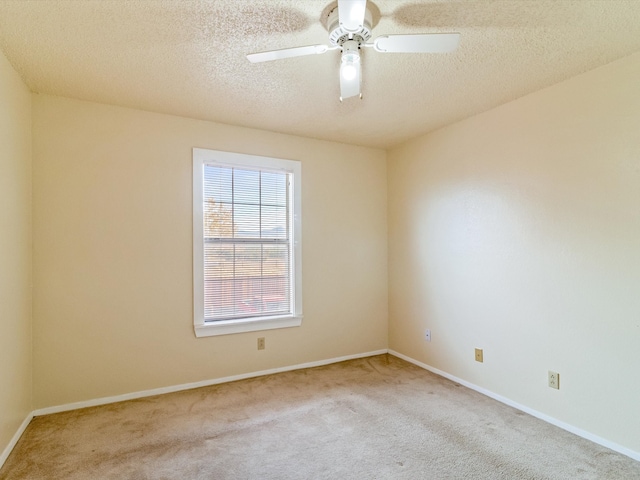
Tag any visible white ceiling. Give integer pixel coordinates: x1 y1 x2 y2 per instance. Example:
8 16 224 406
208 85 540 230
1 0 639 149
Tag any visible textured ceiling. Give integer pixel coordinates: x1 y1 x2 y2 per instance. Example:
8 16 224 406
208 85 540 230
0 0 639 148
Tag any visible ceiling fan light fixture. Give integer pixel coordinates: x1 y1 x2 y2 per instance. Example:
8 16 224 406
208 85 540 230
246 0 460 102
340 43 360 81
339 40 361 100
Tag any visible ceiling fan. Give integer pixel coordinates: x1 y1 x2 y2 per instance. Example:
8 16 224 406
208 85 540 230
246 0 460 101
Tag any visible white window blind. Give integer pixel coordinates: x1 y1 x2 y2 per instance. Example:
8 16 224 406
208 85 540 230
203 165 293 322
193 148 302 337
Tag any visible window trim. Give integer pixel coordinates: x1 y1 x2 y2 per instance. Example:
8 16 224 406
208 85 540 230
192 148 303 337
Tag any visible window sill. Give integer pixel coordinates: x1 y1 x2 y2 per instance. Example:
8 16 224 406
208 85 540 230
194 315 303 338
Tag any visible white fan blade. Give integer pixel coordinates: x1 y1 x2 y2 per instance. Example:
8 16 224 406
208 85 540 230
247 44 329 63
339 58 361 100
338 0 367 33
373 33 460 53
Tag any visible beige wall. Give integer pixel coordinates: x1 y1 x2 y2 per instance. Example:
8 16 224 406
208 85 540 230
32 95 388 408
388 52 640 453
0 51 32 453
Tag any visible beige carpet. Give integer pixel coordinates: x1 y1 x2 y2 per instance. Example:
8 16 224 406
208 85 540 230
2 354 639 479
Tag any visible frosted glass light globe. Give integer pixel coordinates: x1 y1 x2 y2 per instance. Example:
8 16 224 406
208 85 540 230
342 63 357 81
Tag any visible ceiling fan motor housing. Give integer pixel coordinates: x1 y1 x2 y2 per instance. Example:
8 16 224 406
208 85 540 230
327 6 373 47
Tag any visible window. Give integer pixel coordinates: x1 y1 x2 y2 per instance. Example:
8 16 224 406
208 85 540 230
193 148 302 337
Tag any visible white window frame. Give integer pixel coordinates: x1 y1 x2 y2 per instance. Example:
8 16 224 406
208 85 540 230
193 148 303 337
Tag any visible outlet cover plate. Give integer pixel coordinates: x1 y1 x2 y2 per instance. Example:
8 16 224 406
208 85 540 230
475 348 483 363
425 329 431 342
548 371 560 389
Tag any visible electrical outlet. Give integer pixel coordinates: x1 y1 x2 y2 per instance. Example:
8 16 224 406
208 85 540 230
424 329 431 342
548 371 560 389
475 348 483 363
257 337 265 350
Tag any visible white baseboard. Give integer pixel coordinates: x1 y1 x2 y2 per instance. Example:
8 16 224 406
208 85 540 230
0 412 33 470
13 348 638 469
388 349 640 463
33 349 389 417
3 350 386 470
